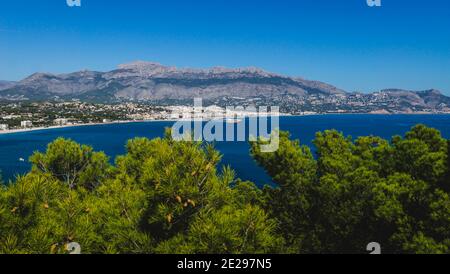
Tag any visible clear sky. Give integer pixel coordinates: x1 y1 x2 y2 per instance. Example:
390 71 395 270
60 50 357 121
0 0 449 94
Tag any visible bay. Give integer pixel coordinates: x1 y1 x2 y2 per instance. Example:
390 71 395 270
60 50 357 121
1 114 450 186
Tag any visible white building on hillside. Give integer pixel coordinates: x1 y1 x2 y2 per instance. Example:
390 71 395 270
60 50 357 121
21 121 33 128
54 118 69 126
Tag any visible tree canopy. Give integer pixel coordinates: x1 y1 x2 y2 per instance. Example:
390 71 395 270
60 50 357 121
0 131 279 254
251 124 450 253
0 125 449 254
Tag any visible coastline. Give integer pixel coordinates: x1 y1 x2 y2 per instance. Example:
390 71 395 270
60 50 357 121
0 114 291 136
1 112 449 136
0 119 177 136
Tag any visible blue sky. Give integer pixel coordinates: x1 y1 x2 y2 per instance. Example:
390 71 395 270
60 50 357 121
0 0 449 94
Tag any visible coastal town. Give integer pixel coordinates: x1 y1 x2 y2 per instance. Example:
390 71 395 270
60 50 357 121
2 91 450 134
0 101 284 134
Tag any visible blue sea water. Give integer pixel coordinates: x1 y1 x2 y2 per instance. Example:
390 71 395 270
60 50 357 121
1 115 450 186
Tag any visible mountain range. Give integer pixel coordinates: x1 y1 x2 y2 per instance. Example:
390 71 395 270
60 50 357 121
0 81 16 91
1 61 449 113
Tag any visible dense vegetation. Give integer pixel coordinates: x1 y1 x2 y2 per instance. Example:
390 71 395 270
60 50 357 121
0 125 449 254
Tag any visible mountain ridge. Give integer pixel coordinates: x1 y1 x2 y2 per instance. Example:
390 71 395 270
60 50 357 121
0 80 16 91
0 61 449 113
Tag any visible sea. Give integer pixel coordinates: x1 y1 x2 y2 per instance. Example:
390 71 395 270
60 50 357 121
1 114 450 186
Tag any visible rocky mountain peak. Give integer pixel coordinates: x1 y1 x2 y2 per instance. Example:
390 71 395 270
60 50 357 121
418 89 442 96
118 61 167 70
23 72 55 81
117 61 177 76
116 61 273 77
1 62 448 114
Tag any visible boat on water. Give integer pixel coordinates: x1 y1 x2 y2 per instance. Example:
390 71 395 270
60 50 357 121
224 118 243 124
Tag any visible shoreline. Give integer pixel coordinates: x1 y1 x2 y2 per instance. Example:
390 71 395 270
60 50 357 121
0 119 178 136
1 112 450 136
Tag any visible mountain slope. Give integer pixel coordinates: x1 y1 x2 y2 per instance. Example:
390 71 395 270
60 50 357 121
0 61 449 113
0 61 345 102
0 81 16 91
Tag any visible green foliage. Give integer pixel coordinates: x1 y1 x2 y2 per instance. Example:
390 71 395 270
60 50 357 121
251 131 317 251
251 124 450 254
156 204 280 254
443 139 450 192
29 138 111 190
0 131 279 254
0 124 449 254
